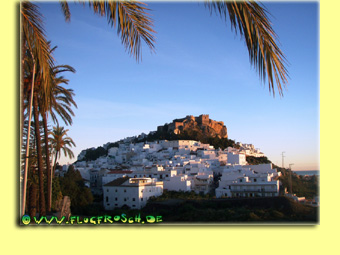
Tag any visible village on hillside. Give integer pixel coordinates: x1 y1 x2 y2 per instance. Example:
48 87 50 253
58 138 287 211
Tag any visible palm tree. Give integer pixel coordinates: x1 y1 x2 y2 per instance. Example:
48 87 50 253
39 62 77 213
23 44 78 214
21 1 55 217
22 45 48 215
47 65 77 126
49 125 76 177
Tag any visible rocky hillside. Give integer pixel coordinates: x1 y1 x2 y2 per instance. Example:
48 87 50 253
157 114 228 139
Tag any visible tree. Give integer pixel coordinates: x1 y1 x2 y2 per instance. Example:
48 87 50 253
22 41 77 215
22 45 48 216
49 125 76 176
21 1 56 217
59 165 93 213
39 61 77 213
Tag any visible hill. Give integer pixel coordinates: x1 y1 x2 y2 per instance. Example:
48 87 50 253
77 114 238 161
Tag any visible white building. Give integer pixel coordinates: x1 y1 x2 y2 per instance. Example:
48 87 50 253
103 177 163 210
215 165 280 198
163 171 192 192
227 152 246 165
191 172 214 194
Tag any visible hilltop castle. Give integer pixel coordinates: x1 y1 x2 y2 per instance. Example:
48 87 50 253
157 114 228 139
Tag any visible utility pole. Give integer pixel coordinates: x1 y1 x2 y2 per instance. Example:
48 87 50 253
281 151 285 168
289 163 294 194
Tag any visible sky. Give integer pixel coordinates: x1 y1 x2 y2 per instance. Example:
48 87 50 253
36 1 319 171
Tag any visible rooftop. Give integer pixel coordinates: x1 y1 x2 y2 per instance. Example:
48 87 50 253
103 177 129 187
107 170 133 174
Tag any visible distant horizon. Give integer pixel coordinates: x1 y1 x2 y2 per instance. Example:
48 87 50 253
293 170 320 172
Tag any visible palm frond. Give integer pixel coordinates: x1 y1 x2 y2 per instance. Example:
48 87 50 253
205 0 289 96
21 1 55 98
59 0 71 22
77 0 156 61
49 125 76 160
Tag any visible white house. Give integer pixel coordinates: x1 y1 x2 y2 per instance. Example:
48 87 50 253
191 172 214 194
103 177 163 210
227 152 247 165
163 171 192 192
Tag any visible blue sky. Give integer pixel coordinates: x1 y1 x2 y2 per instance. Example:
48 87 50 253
37 1 319 170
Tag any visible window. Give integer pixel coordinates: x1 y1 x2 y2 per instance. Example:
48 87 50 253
141 198 143 201
132 198 135 201
124 189 126 193
115 189 118 192
124 198 127 201
106 196 108 202
115 197 118 201
254 179 257 182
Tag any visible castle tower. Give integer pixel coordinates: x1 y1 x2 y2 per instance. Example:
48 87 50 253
197 114 209 125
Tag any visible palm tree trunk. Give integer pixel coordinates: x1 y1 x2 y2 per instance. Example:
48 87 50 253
53 150 59 177
29 182 38 219
42 113 52 213
33 89 46 216
21 61 36 217
21 38 25 168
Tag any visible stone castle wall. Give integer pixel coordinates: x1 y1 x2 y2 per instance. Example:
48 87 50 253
157 114 228 138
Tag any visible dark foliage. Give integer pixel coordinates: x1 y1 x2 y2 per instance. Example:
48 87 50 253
246 156 272 165
143 196 318 223
139 129 237 150
100 196 318 223
83 146 107 161
278 168 319 199
59 165 93 214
